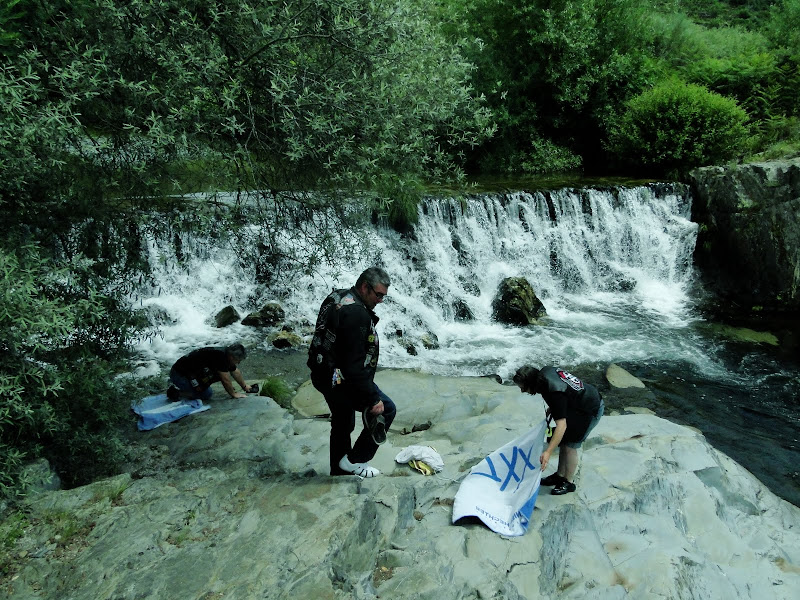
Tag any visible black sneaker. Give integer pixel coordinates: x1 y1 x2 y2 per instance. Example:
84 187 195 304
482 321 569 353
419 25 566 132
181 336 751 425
552 481 576 495
362 411 387 445
166 385 180 401
541 472 566 486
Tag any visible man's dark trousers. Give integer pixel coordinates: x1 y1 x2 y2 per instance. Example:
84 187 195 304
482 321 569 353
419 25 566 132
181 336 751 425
324 384 396 475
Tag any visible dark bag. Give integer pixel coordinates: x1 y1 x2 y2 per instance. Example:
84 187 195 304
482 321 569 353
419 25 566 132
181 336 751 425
307 288 348 392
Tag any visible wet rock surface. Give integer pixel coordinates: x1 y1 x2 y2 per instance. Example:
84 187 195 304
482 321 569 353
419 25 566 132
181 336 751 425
3 368 799 599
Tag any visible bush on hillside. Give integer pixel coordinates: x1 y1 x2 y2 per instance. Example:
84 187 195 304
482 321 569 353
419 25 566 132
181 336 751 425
607 79 750 175
765 0 800 55
458 0 655 173
0 244 141 499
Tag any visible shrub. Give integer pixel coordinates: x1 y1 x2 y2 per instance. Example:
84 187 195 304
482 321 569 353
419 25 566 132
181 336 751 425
608 78 750 175
659 23 779 120
519 137 583 175
0 243 140 498
259 377 294 409
765 0 800 56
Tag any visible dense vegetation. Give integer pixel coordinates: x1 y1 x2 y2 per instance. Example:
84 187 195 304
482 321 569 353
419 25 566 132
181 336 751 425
457 0 799 174
1 0 798 499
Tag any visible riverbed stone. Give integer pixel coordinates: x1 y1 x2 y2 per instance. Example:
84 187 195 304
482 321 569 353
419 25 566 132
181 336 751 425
3 370 799 600
241 301 286 327
213 304 240 327
268 330 302 349
606 363 646 388
491 276 547 325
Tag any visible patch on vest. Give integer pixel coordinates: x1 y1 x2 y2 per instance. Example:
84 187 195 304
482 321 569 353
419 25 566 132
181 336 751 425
556 369 584 392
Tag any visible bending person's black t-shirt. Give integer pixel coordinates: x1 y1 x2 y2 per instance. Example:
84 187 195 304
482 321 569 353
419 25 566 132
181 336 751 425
537 366 601 444
172 347 235 389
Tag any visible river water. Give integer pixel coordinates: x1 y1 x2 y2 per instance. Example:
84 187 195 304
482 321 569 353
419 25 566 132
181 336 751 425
131 184 800 506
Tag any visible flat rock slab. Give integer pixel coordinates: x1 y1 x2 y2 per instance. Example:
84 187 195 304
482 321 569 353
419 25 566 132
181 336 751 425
4 370 799 600
606 363 646 388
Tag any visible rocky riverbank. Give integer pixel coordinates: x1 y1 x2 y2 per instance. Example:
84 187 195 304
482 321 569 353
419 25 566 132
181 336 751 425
246 347 800 509
690 158 800 317
2 364 799 599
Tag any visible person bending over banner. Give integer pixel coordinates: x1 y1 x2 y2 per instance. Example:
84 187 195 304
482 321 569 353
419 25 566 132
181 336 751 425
513 365 604 495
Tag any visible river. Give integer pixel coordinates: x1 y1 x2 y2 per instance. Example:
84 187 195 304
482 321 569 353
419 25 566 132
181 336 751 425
130 183 800 507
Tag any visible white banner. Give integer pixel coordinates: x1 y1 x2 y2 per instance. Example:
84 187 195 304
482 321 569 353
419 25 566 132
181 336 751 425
452 419 546 536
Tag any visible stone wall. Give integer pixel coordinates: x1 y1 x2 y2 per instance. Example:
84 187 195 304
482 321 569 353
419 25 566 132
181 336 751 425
689 159 800 314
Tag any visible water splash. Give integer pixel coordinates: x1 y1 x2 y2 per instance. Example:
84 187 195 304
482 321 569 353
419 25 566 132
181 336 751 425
132 184 725 380
371 184 705 378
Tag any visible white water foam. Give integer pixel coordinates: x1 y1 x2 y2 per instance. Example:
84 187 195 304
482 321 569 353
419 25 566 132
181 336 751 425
132 184 722 381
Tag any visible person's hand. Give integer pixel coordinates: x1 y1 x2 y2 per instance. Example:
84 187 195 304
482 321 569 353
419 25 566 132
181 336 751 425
369 400 384 415
233 392 247 399
540 449 552 471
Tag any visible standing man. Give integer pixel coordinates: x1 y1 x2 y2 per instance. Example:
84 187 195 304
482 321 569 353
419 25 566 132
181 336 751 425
513 365 604 495
308 267 397 477
167 343 256 401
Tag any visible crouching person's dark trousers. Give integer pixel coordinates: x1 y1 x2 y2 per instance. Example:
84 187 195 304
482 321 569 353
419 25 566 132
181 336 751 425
323 384 396 475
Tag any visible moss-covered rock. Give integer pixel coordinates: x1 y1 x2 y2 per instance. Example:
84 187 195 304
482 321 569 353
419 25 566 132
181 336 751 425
490 276 547 325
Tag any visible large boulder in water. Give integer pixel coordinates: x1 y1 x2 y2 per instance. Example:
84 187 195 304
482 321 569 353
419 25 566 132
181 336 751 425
453 298 475 322
242 302 286 327
491 276 547 325
214 305 241 328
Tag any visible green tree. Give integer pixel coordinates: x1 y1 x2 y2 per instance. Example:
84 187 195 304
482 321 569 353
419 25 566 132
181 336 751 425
457 0 656 174
0 243 141 496
607 78 750 175
4 0 493 236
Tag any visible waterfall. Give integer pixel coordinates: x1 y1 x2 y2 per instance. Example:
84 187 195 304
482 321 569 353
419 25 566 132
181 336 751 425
133 183 708 380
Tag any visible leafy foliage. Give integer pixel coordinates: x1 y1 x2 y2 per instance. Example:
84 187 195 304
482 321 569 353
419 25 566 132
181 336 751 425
4 0 493 233
652 0 774 29
607 78 750 175
453 0 800 173
765 0 800 55
0 243 142 497
457 0 656 173
652 20 778 119
647 6 800 159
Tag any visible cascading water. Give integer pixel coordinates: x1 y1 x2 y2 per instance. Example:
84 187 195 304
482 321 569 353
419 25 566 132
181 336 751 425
131 183 800 507
133 183 708 380
373 184 706 377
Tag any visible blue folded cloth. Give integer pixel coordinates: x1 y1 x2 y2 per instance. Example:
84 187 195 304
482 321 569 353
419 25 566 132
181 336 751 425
131 394 211 431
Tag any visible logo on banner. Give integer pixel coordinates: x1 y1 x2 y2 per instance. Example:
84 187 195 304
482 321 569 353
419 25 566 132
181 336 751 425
472 440 538 493
452 419 546 536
